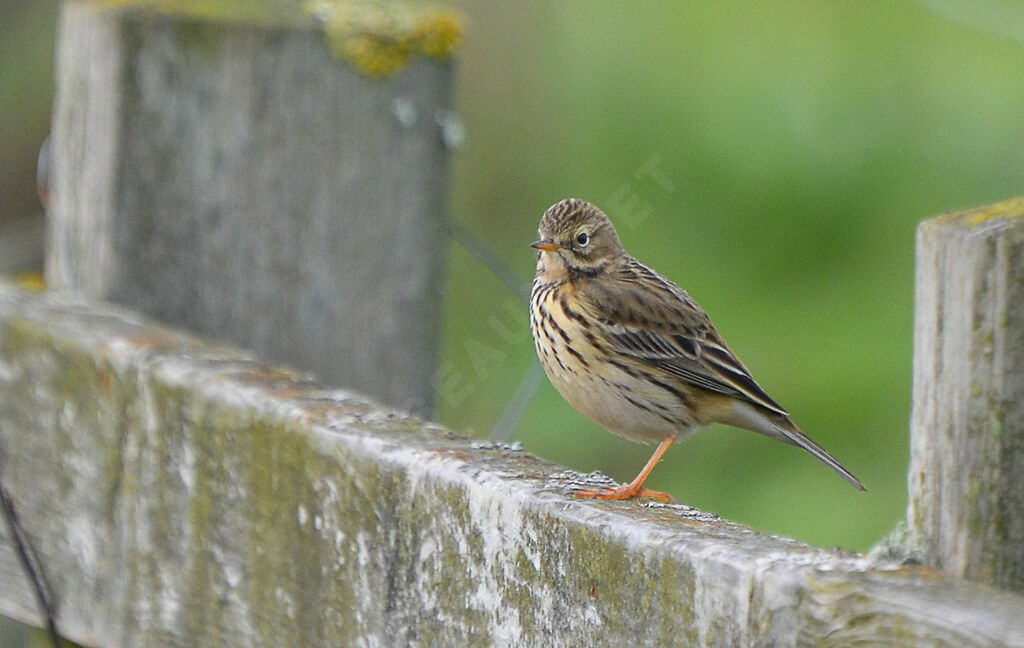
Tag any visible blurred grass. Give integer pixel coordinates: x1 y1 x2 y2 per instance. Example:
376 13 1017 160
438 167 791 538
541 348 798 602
2 0 1023 554
440 0 1024 551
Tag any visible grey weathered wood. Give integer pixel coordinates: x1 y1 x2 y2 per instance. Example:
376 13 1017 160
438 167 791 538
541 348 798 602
907 197 1024 593
2 282 1024 648
47 1 456 415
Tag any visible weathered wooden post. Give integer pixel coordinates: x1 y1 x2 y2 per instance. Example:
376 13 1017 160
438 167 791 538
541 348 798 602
46 1 460 414
906 197 1024 592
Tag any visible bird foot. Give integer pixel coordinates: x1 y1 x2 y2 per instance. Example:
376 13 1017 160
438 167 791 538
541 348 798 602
574 483 675 503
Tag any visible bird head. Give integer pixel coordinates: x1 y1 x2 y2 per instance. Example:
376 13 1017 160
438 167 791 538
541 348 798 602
531 198 625 277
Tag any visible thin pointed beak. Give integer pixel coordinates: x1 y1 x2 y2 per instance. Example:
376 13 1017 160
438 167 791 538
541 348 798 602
531 238 561 251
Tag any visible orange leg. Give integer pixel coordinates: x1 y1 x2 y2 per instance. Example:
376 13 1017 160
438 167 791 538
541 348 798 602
575 436 676 502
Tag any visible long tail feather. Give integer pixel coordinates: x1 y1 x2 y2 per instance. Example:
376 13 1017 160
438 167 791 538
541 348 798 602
769 421 866 491
723 400 866 490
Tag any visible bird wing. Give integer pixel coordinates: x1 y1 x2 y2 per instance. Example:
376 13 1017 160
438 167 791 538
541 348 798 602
575 258 789 417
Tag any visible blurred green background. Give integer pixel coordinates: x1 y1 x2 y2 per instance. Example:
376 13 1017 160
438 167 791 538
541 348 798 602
2 1 1023 566
439 0 1024 553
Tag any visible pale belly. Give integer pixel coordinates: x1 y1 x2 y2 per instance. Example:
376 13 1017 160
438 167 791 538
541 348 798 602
530 284 696 444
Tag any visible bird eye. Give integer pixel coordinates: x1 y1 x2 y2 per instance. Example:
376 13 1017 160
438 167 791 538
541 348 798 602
575 231 590 247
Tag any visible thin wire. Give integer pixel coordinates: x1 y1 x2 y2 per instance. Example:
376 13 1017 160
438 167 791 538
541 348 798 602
0 465 62 648
446 219 542 441
489 359 545 443
447 220 531 305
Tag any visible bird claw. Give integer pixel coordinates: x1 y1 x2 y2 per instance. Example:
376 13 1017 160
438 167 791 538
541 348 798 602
574 484 676 503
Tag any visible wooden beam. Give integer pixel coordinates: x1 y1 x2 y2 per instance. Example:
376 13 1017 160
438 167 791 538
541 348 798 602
1 282 1022 647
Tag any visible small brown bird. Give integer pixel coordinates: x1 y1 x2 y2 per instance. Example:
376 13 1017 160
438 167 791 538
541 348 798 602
529 198 864 501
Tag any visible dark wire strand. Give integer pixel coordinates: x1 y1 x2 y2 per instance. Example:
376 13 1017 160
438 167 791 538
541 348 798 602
0 463 62 648
447 220 531 305
489 359 545 443
446 219 542 441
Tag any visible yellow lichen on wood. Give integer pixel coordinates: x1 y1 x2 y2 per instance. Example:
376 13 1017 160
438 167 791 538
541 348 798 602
15 272 46 292
413 9 461 59
935 196 1024 228
307 0 462 76
93 0 462 76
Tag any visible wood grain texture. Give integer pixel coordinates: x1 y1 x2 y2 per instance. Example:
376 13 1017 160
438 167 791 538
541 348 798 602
907 197 1024 593
2 283 1024 647
47 2 454 414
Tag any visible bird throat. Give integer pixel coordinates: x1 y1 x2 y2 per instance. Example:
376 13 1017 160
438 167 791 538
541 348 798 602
537 249 611 284
567 264 603 281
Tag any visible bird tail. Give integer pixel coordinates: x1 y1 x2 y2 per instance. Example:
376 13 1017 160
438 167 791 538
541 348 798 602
768 418 865 491
724 401 866 491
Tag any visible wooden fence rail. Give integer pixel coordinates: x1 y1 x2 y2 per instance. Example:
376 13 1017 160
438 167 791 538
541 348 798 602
1 279 1023 647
